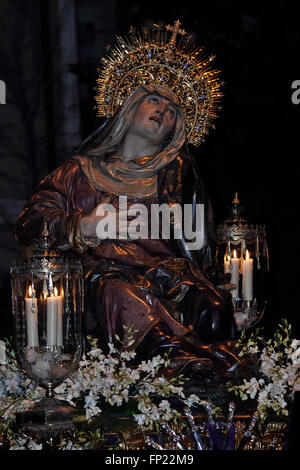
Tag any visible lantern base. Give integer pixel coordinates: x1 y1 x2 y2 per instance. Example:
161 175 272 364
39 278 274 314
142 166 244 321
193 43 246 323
16 396 76 442
233 299 266 331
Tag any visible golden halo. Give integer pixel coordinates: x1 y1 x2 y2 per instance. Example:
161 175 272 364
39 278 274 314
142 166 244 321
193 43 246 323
95 21 223 147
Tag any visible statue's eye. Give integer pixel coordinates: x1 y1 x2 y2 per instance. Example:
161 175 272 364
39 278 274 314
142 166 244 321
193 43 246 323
149 96 159 103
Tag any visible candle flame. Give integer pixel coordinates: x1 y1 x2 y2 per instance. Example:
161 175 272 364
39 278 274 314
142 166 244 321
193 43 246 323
233 249 237 259
28 285 32 297
54 286 58 296
246 249 250 260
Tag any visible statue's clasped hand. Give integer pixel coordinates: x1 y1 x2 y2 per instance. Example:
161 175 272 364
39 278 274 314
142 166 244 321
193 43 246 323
80 198 146 242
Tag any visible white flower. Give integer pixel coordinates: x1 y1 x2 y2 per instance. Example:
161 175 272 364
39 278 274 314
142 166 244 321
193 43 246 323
85 405 101 420
127 368 140 382
137 400 152 414
120 350 136 361
138 355 165 376
291 339 300 349
113 394 124 406
158 400 174 421
159 399 171 409
85 390 97 408
291 345 300 364
89 348 104 359
27 438 43 450
0 341 6 364
134 413 146 426
183 394 201 407
260 349 277 378
108 343 117 355
60 441 78 450
242 377 260 399
9 437 27 450
151 355 165 367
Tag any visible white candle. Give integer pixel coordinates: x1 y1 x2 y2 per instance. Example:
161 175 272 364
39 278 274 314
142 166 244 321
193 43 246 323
230 249 240 300
224 254 231 275
242 250 254 301
57 291 64 347
47 290 58 346
42 277 48 298
25 286 39 348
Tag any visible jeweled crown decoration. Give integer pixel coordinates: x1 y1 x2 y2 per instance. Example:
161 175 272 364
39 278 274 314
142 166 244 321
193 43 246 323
95 21 223 147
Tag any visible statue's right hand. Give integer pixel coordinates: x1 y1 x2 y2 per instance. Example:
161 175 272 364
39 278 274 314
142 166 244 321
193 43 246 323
80 199 141 240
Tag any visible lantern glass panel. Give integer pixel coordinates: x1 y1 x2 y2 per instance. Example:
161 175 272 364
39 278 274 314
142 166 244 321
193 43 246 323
10 257 83 390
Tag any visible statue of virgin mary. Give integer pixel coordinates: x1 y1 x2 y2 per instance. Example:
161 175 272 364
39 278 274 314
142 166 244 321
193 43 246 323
16 24 241 387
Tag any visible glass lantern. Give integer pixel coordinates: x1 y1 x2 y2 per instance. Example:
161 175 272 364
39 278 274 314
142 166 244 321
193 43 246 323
10 223 83 434
216 193 269 330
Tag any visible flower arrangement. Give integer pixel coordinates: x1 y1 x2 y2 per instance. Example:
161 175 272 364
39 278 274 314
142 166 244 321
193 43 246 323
0 319 298 450
227 318 300 422
0 330 202 450
0 339 44 449
55 333 202 429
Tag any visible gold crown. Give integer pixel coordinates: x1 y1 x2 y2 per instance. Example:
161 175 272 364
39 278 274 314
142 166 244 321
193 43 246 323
95 21 223 147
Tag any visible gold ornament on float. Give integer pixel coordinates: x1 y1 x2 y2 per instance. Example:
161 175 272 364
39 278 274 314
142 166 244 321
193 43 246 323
95 20 223 147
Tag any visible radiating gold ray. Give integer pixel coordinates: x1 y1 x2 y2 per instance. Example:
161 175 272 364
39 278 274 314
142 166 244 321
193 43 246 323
95 21 223 147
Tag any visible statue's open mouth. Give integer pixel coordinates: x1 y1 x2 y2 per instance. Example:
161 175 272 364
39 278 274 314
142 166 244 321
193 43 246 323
149 116 161 127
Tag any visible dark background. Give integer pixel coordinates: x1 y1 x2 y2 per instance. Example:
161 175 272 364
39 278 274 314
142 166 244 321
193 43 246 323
0 0 299 340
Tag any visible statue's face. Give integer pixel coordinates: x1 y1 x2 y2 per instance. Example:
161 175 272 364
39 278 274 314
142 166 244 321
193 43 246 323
129 94 177 145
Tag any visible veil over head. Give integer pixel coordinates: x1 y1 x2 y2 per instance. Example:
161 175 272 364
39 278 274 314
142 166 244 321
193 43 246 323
74 84 188 197
79 84 186 156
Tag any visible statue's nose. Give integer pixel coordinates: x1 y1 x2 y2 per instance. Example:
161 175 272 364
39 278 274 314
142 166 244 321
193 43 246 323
155 107 164 117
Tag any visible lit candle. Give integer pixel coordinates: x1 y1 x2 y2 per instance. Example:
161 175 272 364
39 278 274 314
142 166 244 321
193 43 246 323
25 285 39 347
230 249 240 300
224 254 231 275
57 288 64 347
39 293 47 334
42 277 48 298
46 288 58 346
242 250 254 301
